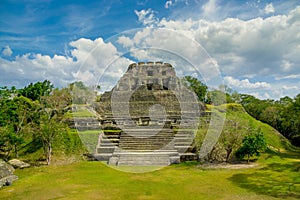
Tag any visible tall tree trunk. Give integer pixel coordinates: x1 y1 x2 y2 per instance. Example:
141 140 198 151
46 143 52 165
226 149 232 162
14 145 19 158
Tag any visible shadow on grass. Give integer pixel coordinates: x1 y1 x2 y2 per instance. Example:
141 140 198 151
22 139 43 154
264 149 300 165
228 161 300 199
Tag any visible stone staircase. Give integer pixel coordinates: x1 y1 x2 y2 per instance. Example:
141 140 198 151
118 128 174 151
93 130 120 161
174 130 197 161
94 125 183 165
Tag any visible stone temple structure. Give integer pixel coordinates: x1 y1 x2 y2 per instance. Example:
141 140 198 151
94 62 202 166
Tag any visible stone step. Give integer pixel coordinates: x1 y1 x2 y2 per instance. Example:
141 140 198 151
118 145 171 149
118 145 171 148
99 143 117 147
119 141 172 145
101 134 118 137
122 130 172 132
119 141 172 144
120 130 173 133
118 145 172 148
174 143 193 146
120 131 174 134
119 141 173 144
97 146 115 154
104 135 120 139
100 139 119 143
119 136 172 140
120 133 173 136
120 133 172 136
175 132 195 136
121 131 173 134
93 153 112 161
119 137 173 141
119 133 173 137
113 149 178 153
109 151 180 166
119 138 172 141
179 153 198 161
115 142 172 145
118 147 172 151
174 138 193 142
175 146 195 153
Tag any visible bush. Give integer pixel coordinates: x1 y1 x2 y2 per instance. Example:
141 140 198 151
235 130 267 162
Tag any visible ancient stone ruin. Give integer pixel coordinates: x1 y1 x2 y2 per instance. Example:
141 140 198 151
94 62 203 166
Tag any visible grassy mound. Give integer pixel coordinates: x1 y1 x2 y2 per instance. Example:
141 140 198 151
212 103 295 151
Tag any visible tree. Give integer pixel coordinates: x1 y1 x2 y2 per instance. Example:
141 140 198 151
205 90 227 105
69 81 96 104
19 80 54 101
0 95 36 158
37 111 67 165
219 119 244 162
282 94 300 146
260 106 280 129
35 88 70 165
0 86 17 99
230 91 241 103
0 126 15 160
239 93 300 147
235 128 267 163
278 96 293 106
182 76 208 102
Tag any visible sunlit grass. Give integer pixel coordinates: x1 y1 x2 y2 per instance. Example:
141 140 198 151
2 103 298 199
0 150 299 200
67 109 96 118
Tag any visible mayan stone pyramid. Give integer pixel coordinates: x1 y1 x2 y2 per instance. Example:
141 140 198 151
94 62 203 166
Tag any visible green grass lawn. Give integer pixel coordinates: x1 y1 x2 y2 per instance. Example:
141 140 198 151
0 150 299 200
66 105 96 119
1 103 298 199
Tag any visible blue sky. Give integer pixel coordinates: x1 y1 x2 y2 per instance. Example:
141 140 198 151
1 0 300 99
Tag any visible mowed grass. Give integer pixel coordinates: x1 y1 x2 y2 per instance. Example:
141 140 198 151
66 105 96 119
1 103 298 199
1 150 299 200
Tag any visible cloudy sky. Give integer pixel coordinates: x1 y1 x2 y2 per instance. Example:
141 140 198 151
1 0 300 99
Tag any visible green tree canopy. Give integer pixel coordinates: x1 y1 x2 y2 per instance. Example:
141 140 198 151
235 129 267 162
182 76 208 102
19 80 54 101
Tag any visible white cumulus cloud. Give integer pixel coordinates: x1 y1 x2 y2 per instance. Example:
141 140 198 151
224 76 271 89
165 1 173 9
156 6 300 81
202 0 220 20
265 3 275 14
2 46 13 56
117 36 134 48
134 9 157 26
0 37 132 90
